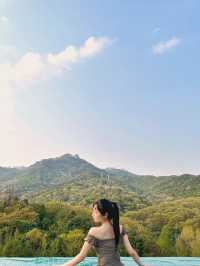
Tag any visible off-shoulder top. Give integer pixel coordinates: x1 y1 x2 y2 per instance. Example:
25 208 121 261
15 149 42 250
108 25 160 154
84 225 128 266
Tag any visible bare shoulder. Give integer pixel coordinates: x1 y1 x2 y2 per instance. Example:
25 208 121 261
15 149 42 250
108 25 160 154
89 225 124 236
88 226 98 236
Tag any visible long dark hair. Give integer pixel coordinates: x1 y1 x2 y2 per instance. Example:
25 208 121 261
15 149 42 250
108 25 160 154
92 198 120 248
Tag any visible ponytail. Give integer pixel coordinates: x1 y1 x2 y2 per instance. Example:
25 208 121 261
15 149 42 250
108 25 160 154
112 201 120 249
93 199 121 249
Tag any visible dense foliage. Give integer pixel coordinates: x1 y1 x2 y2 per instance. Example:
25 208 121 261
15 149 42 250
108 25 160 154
0 196 199 257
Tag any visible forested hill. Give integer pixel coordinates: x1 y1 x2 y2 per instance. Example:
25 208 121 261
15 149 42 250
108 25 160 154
0 154 200 257
0 153 200 211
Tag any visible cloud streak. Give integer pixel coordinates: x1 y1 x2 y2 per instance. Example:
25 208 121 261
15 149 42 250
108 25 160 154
0 36 114 88
152 36 181 55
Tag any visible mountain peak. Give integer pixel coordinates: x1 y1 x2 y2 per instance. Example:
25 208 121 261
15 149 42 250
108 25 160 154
58 153 80 160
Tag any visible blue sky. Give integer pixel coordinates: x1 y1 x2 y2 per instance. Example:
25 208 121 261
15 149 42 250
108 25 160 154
0 0 200 175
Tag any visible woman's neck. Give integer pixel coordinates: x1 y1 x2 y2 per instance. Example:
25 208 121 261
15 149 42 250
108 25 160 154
101 219 112 227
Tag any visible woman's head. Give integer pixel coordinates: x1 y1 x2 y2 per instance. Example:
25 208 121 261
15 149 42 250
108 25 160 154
91 198 120 248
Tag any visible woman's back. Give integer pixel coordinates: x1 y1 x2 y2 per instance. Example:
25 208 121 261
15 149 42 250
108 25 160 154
84 224 127 266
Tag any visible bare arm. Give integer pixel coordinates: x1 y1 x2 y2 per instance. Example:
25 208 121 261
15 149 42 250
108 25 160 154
59 228 94 266
61 241 92 266
121 226 147 266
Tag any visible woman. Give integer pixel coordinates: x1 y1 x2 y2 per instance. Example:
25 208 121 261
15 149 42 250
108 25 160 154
58 198 151 266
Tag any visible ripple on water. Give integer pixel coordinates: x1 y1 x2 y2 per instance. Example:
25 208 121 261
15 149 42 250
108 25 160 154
0 257 200 266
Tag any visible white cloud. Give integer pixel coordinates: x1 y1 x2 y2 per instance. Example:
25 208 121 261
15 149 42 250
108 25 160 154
0 15 8 23
1 36 114 87
80 36 113 58
0 45 18 63
152 36 181 55
0 36 114 166
47 36 114 66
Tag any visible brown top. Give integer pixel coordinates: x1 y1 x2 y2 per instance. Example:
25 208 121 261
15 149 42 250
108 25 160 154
84 225 128 266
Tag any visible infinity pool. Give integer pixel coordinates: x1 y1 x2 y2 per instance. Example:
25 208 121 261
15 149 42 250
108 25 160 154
0 257 200 266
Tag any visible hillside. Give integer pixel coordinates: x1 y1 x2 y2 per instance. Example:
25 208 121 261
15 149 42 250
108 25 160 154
0 153 200 212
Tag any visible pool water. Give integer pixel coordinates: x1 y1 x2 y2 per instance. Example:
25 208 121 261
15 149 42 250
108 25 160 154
0 257 200 266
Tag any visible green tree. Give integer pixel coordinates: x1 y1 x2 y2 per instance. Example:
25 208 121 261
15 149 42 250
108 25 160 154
176 225 195 256
157 225 177 255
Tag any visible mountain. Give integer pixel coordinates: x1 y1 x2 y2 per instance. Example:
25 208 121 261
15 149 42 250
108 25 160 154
15 153 104 191
0 166 21 181
145 173 200 198
0 153 149 212
0 153 200 212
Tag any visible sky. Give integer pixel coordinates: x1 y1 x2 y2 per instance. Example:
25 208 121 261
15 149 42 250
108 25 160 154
0 0 200 176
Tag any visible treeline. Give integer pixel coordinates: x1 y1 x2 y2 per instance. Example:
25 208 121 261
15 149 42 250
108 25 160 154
0 196 200 257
